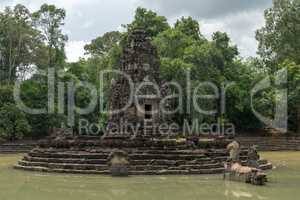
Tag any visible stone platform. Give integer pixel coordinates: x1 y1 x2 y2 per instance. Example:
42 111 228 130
0 141 35 153
237 136 300 151
15 137 272 175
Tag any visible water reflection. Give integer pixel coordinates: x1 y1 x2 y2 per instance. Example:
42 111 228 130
0 153 300 200
224 181 269 199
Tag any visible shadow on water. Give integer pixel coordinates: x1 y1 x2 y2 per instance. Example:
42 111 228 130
0 152 300 200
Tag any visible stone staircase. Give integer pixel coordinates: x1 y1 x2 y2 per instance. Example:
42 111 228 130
0 142 35 153
14 148 272 175
237 137 300 151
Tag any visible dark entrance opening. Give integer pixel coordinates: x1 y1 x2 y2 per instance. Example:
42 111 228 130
145 104 152 119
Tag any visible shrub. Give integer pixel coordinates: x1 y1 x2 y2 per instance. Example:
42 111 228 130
0 103 31 140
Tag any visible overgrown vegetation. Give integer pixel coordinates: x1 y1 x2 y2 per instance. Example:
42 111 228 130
0 0 299 140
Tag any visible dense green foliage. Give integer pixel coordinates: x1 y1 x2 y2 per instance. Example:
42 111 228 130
0 103 31 140
0 0 299 140
0 5 41 83
256 0 300 66
125 7 170 37
256 0 300 131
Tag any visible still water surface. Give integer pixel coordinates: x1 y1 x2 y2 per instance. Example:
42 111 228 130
0 152 299 200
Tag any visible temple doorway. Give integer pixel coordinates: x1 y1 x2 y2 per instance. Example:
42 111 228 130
145 104 152 119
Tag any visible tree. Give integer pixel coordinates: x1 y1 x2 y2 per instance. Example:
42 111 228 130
256 0 300 66
0 85 14 107
0 103 31 140
154 28 194 59
126 7 170 37
278 60 300 132
184 42 225 124
84 31 121 57
0 4 41 83
175 16 203 41
29 4 68 133
224 59 267 130
152 21 241 126
256 0 300 132
18 77 67 136
32 4 67 69
212 31 238 66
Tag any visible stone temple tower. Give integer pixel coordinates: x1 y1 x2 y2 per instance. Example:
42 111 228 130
107 29 171 136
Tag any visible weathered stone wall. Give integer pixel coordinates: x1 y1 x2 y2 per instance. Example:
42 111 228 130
107 29 172 135
0 141 35 153
237 136 300 151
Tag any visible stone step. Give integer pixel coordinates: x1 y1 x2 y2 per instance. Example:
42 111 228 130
176 163 224 170
29 151 209 161
130 168 225 175
205 151 248 157
19 160 109 171
16 159 271 175
213 156 248 161
0 149 30 153
237 137 300 151
132 150 246 156
0 144 34 153
24 156 108 164
0 146 32 149
131 165 170 171
29 152 109 159
126 150 207 155
137 158 217 166
16 161 270 175
24 156 217 165
14 164 225 175
18 160 224 172
131 163 223 171
14 165 110 175
130 154 207 160
38 149 209 155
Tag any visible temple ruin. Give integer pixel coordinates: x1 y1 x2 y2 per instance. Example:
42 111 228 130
107 29 171 137
14 29 272 176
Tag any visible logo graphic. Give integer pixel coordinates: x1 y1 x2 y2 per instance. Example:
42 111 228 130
251 68 288 132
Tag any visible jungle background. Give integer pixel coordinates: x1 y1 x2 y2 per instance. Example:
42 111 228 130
0 0 299 141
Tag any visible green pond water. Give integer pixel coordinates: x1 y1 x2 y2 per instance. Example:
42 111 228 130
0 152 299 200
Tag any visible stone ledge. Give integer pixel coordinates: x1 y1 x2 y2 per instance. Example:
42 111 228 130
14 165 225 175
